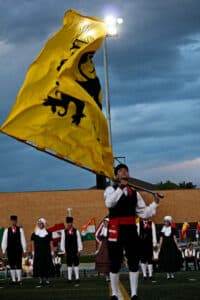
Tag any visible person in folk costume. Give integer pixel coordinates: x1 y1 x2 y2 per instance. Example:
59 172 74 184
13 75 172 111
152 244 160 272
95 216 110 282
53 251 62 277
196 220 200 241
104 164 160 300
1 215 26 285
184 242 197 271
60 216 83 285
159 216 182 279
196 250 200 270
138 218 157 279
31 218 54 285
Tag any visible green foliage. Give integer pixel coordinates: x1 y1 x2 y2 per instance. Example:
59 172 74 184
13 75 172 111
178 181 196 189
79 254 95 263
156 180 196 190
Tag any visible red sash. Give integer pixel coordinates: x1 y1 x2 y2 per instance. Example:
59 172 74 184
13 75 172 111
108 216 136 242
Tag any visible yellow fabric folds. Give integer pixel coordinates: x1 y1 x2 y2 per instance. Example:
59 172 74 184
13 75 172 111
1 10 114 178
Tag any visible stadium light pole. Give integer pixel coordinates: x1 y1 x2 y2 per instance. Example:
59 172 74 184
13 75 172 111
103 16 123 147
96 16 123 189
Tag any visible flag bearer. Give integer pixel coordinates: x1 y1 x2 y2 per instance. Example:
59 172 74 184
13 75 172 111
1 215 26 284
104 164 160 300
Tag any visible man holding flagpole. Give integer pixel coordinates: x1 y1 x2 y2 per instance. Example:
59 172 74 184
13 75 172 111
104 164 160 300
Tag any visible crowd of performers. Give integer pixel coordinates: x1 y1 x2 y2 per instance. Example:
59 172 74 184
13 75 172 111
1 215 83 286
0 164 199 300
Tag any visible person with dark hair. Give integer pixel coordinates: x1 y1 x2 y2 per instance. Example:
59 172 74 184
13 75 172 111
104 164 160 300
60 216 83 285
184 243 197 271
139 218 157 279
31 218 54 285
159 216 182 279
1 215 26 285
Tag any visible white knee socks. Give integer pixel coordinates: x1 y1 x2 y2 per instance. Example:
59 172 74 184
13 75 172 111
148 264 153 277
110 272 119 297
67 267 73 280
16 269 22 282
10 269 16 282
141 263 147 277
74 266 79 280
129 271 139 297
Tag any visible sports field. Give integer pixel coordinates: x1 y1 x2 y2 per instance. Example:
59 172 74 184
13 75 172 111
0 271 200 300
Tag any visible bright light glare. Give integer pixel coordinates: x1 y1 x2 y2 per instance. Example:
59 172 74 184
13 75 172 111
117 18 123 24
104 15 122 36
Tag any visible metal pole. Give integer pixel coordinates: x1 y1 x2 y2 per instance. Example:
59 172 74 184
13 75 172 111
103 38 112 147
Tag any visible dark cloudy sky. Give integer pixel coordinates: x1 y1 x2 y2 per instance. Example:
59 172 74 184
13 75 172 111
0 0 200 192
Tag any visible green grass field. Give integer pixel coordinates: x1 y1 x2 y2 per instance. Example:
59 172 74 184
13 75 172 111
0 271 200 300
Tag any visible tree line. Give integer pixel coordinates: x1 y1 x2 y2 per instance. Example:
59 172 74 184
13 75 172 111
155 180 196 190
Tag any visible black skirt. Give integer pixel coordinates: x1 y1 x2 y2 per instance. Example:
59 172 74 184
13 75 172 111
159 232 182 272
31 232 54 278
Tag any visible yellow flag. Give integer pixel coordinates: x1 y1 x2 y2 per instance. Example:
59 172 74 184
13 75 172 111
1 10 114 178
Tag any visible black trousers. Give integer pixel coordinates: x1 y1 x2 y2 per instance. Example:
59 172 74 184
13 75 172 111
54 264 61 277
197 259 200 270
66 253 79 267
108 225 140 273
140 239 153 264
7 249 22 269
185 257 197 270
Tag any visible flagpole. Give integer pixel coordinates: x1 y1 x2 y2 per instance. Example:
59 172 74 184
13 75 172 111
95 38 112 188
100 16 123 187
96 33 113 189
103 38 112 147
103 16 123 148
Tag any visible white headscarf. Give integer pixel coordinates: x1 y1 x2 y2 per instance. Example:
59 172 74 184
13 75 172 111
164 215 172 223
35 218 48 237
161 215 173 236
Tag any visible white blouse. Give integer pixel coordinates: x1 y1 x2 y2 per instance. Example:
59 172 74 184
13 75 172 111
104 186 158 219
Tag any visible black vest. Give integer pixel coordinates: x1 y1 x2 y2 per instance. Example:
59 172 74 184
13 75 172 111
109 186 137 219
65 228 78 254
7 226 22 251
139 221 153 242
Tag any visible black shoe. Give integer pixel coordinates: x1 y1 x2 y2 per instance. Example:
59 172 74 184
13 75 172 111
67 279 72 284
110 296 118 300
17 281 22 286
143 276 147 280
75 279 80 286
131 296 139 300
9 281 16 285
